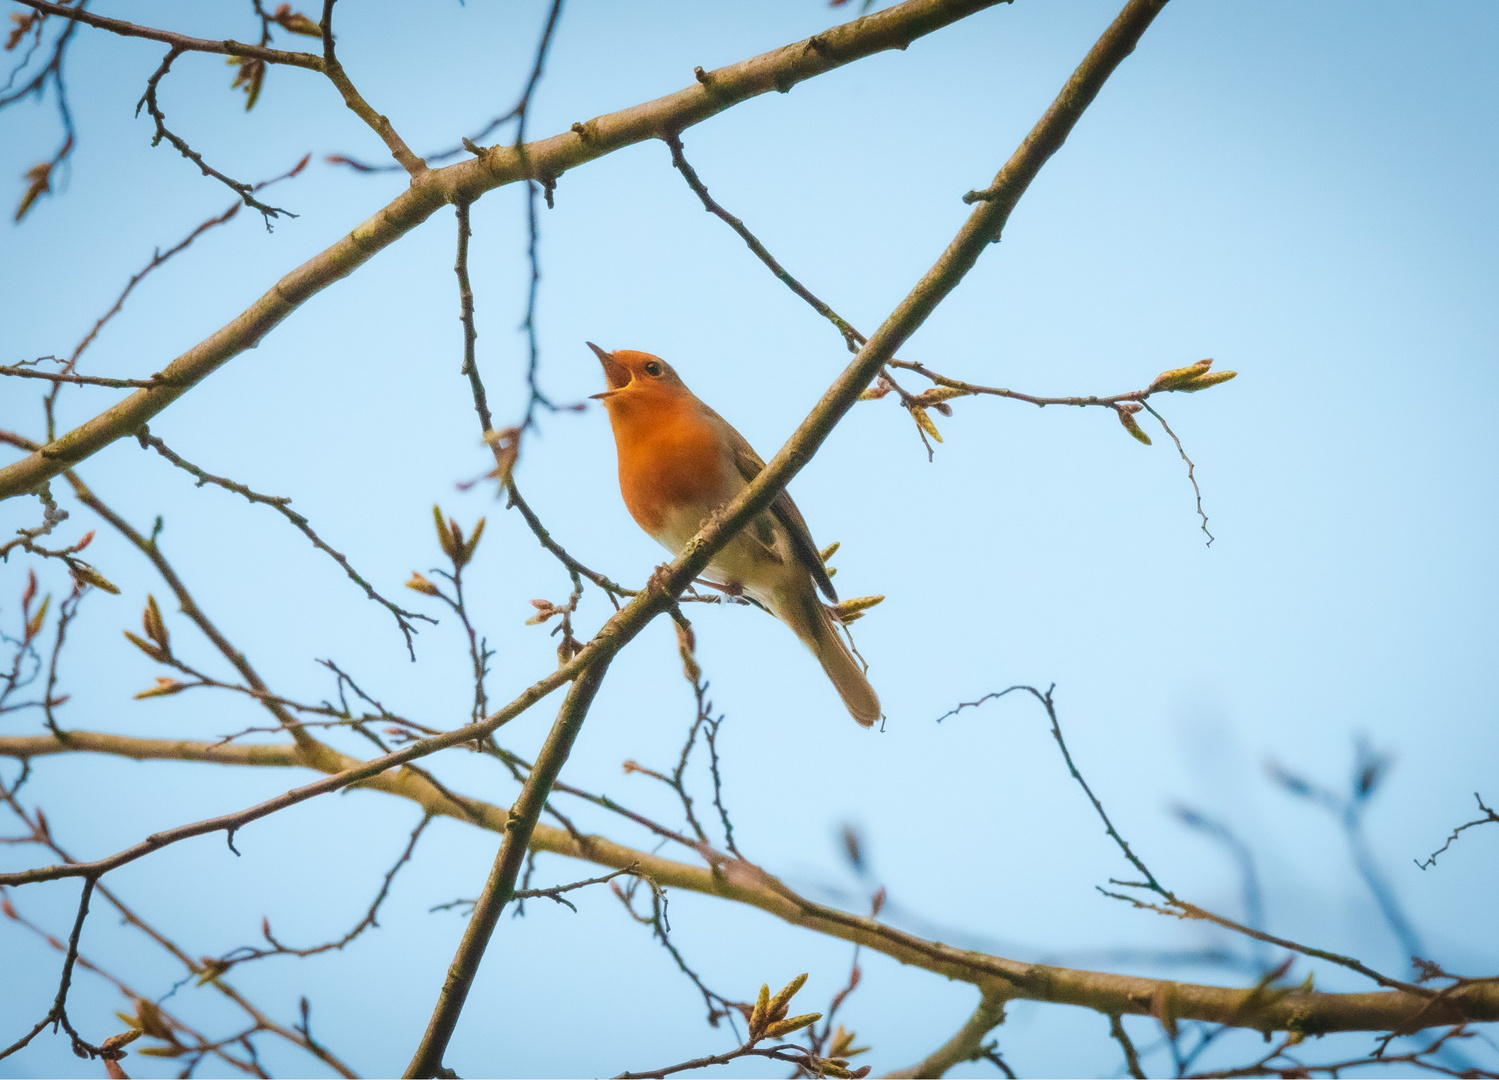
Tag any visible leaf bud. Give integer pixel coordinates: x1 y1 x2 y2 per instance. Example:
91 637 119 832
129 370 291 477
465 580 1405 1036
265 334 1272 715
766 973 808 1024
71 563 120 594
910 405 943 443
461 517 486 565
1179 369 1237 392
834 595 884 622
764 1012 821 1040
143 594 169 650
748 982 771 1036
271 4 323 36
433 505 460 562
24 594 50 644
405 573 441 596
134 677 187 700
123 631 169 664
1116 408 1152 446
1148 358 1214 392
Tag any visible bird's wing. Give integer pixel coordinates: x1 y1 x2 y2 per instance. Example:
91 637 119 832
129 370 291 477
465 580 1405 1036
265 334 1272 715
710 407 838 603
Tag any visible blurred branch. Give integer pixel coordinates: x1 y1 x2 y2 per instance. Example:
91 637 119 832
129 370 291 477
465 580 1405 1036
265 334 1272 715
1108 1014 1146 1079
1267 744 1424 967
2 889 265 1075
1181 1024 1485 1079
937 686 1472 1007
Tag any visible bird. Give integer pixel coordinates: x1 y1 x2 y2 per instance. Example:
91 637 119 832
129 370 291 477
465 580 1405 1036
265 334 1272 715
588 342 880 726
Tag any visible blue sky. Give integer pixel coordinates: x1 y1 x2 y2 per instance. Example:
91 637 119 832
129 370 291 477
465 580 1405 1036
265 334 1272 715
2 1 1497 1076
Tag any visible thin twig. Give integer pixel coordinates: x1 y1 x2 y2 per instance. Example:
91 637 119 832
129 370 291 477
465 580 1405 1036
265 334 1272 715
134 47 292 227
1416 793 1497 871
135 426 432 656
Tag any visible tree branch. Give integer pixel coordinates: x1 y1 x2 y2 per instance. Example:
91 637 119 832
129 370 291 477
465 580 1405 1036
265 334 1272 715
8 0 323 69
5 729 1496 1036
316 0 425 175
404 659 611 1077
884 990 1009 1078
0 0 1009 500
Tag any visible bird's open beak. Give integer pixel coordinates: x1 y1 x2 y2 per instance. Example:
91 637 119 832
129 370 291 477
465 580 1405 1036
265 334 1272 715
587 341 630 399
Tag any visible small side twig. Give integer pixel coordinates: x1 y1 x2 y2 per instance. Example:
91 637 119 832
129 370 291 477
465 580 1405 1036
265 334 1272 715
136 426 433 657
208 813 432 976
433 865 639 917
1416 793 1498 871
134 46 293 228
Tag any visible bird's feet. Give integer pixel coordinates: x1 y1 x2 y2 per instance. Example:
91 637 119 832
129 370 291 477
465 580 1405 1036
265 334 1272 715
691 577 747 604
646 562 675 596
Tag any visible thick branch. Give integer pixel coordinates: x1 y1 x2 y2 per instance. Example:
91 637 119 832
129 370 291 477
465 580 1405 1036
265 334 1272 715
0 0 1008 500
5 729 1497 1036
884 991 1009 1078
404 659 611 1077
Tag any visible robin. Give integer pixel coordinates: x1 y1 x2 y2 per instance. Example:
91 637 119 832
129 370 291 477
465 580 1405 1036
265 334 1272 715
589 343 880 727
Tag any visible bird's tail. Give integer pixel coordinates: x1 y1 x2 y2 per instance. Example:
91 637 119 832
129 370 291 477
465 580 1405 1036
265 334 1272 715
777 587 881 727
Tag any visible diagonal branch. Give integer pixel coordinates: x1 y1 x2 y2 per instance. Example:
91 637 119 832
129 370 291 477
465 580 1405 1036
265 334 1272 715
884 990 1010 1078
135 425 434 655
404 0 1175 1071
0 0 1010 501
316 0 425 175
403 660 611 1077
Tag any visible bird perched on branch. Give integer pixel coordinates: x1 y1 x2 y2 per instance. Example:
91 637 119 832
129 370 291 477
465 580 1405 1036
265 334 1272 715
588 343 880 726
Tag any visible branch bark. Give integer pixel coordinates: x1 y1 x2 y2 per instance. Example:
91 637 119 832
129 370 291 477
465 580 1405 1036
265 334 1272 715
404 660 611 1077
10 0 323 69
0 0 1009 501
6 729 1497 1036
883 991 1009 1078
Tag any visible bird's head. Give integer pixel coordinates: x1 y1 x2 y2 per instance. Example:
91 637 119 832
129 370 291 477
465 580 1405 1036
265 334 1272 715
587 343 689 408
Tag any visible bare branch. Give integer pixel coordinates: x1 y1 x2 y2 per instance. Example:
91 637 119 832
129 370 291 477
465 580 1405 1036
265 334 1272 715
134 47 294 227
885 991 1009 1078
433 865 639 916
404 658 611 1077
0 0 1011 500
1417 793 1498 871
8 0 323 70
316 0 425 175
135 426 434 656
4 728 1498 1036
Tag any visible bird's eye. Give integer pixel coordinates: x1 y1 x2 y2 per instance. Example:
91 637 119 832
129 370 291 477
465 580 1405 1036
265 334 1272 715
643 361 663 377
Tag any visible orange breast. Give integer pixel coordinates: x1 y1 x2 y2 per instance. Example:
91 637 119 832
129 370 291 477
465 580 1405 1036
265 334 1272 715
608 396 735 536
